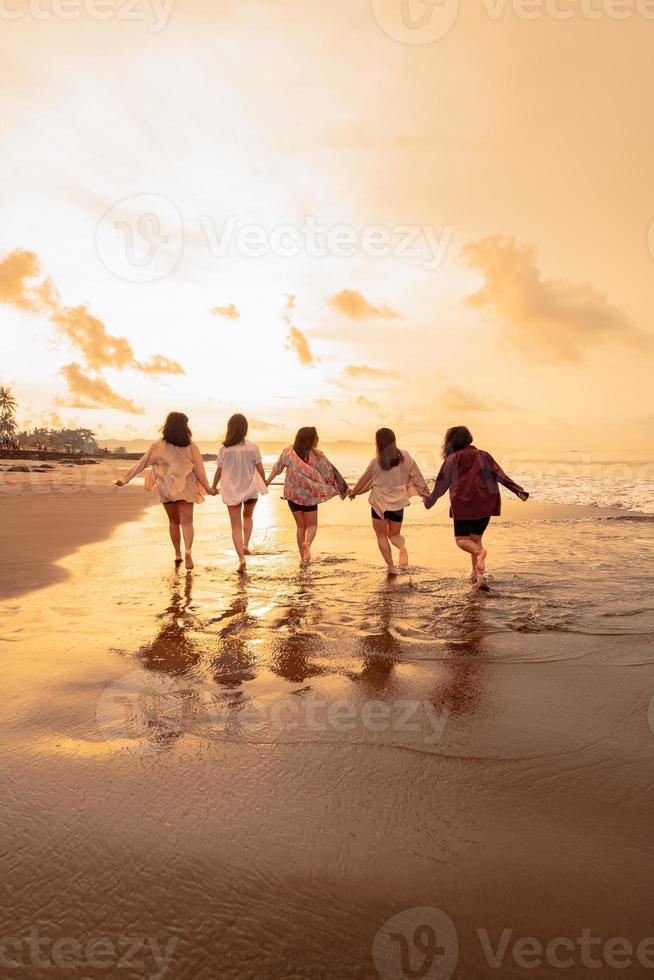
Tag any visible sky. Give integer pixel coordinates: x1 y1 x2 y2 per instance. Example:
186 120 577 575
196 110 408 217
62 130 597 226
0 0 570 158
1 0 653 458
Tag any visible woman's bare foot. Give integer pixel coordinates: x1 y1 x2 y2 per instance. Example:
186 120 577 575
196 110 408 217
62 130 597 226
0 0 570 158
184 551 194 570
238 559 247 574
476 548 487 574
302 543 312 564
470 572 478 584
174 553 183 565
244 548 252 556
477 575 491 592
399 546 409 567
386 563 398 577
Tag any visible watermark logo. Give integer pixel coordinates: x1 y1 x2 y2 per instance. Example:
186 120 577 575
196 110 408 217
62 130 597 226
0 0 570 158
95 193 183 283
95 669 183 749
371 0 460 44
0 0 174 32
0 928 177 977
373 907 459 980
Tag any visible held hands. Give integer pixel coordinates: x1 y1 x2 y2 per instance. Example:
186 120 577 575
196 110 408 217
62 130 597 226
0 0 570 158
114 480 124 486
518 491 529 502
207 487 219 496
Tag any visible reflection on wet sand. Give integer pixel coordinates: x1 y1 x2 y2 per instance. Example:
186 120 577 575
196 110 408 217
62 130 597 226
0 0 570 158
350 581 404 691
428 592 486 718
137 572 200 676
210 581 258 688
268 574 326 683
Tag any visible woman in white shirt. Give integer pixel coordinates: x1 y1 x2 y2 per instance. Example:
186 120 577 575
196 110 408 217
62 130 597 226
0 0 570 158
115 412 215 569
212 414 267 573
349 428 429 575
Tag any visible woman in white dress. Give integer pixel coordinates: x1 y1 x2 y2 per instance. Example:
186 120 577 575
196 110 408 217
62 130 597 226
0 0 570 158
349 428 429 575
115 412 215 569
211 414 267 573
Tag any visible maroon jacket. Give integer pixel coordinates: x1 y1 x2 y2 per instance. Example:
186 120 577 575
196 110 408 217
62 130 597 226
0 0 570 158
424 445 528 519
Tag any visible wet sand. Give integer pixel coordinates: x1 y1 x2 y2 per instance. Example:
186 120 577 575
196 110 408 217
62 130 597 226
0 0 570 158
2 476 654 979
0 487 151 599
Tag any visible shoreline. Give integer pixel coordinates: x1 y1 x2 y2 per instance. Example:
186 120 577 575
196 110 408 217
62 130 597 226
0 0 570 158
0 486 152 600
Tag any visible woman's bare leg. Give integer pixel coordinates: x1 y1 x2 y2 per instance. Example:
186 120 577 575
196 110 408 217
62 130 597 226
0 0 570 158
227 504 247 571
303 511 318 562
177 502 195 569
456 534 487 576
292 511 306 558
243 500 257 554
470 533 488 584
163 502 182 561
388 522 408 567
373 517 396 574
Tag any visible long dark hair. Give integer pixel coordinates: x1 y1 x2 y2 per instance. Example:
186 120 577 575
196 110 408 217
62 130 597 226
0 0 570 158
162 412 191 447
223 413 248 448
442 425 473 459
293 426 318 463
376 427 403 471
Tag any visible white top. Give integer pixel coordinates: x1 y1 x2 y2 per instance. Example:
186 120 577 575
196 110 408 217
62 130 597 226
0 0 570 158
216 439 268 506
123 439 210 504
351 451 429 517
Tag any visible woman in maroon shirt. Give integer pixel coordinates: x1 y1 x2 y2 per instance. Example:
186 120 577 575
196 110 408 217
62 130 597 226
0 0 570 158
424 426 529 587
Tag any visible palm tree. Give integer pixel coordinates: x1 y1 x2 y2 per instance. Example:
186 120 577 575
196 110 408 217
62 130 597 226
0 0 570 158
0 386 17 437
0 387 17 416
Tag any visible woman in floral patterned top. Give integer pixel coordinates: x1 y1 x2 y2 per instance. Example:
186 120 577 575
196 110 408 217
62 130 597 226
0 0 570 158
266 427 349 564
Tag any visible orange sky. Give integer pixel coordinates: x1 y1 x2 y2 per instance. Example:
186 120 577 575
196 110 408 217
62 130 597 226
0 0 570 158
1 1 653 457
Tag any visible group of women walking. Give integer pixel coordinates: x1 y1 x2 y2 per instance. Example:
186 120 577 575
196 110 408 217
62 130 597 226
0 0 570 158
116 412 529 586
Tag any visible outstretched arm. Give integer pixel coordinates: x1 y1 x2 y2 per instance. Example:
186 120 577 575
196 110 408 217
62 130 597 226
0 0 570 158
349 461 375 499
191 443 213 493
115 444 153 486
266 453 286 486
329 460 349 498
406 454 429 497
485 453 529 500
424 458 452 510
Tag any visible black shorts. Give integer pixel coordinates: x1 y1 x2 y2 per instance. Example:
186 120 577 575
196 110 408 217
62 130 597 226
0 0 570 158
287 500 318 514
453 516 491 538
371 507 404 523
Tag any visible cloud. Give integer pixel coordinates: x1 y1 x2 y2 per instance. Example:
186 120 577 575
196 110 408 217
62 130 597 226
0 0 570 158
329 289 399 320
51 305 184 375
461 236 644 363
248 418 282 432
136 354 185 376
282 294 317 366
55 364 144 414
0 247 185 409
356 395 379 409
344 364 399 379
439 385 510 414
211 303 240 322
315 398 332 409
0 248 58 314
286 327 316 366
51 305 134 370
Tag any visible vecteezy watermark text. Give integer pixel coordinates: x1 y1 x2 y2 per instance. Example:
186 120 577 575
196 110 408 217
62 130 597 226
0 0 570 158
0 0 174 31
0 929 177 977
373 908 654 979
95 194 454 281
371 0 654 46
95 671 451 750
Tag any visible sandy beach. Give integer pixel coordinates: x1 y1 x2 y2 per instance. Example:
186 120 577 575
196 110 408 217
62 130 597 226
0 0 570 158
2 463 654 979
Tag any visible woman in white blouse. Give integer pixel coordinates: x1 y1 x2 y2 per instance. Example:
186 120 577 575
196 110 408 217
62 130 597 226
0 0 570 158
115 412 215 569
349 428 429 574
212 414 267 573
